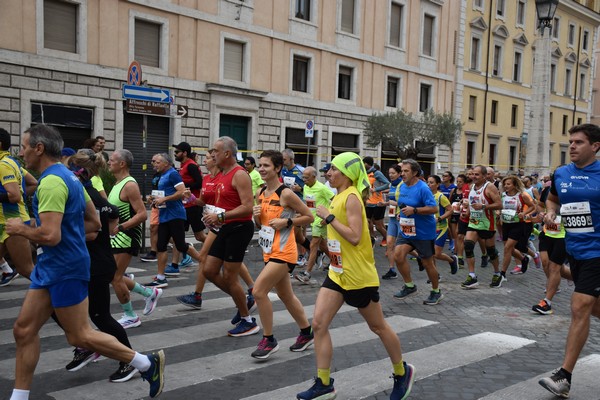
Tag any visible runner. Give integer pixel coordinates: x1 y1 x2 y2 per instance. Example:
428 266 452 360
381 164 402 280
363 156 390 246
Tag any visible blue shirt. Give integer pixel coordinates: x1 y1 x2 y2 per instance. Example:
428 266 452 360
158 167 186 223
440 183 456 198
396 179 437 240
31 163 90 286
282 164 305 198
551 161 600 259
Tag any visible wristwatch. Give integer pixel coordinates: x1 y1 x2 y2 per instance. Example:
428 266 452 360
325 214 336 224
287 218 293 227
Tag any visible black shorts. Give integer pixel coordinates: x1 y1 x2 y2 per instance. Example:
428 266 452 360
394 237 435 259
538 232 567 265
466 227 495 239
502 222 526 243
157 218 188 253
450 213 460 223
185 206 206 233
568 256 600 298
457 220 469 235
266 258 297 274
516 223 534 253
366 206 386 221
208 220 254 263
321 275 380 308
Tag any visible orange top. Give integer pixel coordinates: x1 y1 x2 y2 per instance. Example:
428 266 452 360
258 185 297 264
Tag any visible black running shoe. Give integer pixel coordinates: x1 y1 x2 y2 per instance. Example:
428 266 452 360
109 362 138 383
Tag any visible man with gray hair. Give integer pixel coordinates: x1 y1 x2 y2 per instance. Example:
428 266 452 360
202 136 257 337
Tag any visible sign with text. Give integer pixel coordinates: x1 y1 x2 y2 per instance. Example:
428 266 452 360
125 99 170 116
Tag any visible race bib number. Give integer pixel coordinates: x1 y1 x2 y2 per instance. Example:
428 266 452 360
258 226 275 254
546 215 562 235
305 194 316 210
561 202 594 233
399 217 416 237
283 176 296 188
388 204 396 218
327 239 343 274
203 205 225 231
152 190 166 208
501 209 517 223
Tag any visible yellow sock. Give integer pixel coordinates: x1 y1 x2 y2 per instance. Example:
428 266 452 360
393 361 405 376
317 368 331 386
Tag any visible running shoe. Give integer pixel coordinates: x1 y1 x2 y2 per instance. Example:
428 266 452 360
449 255 459 275
381 269 398 280
480 255 489 268
461 275 479 289
140 252 157 262
141 350 165 398
0 271 19 287
532 299 553 315
251 337 279 359
228 317 260 337
539 368 570 398
143 288 163 316
145 276 168 288
177 292 202 309
423 290 443 305
231 292 257 325
393 285 417 299
510 266 523 275
65 348 100 372
317 253 331 270
391 362 415 400
295 271 312 284
297 377 335 400
297 253 308 266
109 362 138 383
426 274 442 284
179 253 194 268
289 332 315 352
458 257 465 269
124 272 135 281
117 314 141 329
534 252 542 268
521 255 530 273
489 274 506 288
164 264 180 276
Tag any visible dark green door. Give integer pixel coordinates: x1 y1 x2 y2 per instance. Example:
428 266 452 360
220 114 249 155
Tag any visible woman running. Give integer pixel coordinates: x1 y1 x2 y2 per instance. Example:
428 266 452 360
427 175 458 275
381 164 402 280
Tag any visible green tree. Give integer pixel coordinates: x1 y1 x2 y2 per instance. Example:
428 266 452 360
364 109 463 160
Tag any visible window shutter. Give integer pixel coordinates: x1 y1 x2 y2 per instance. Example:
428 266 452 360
224 40 244 81
423 15 434 56
390 4 402 47
135 19 161 68
44 0 77 53
341 0 355 33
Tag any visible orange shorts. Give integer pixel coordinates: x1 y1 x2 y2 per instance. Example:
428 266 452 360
150 207 159 225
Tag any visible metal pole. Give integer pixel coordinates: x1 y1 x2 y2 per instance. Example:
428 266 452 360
141 115 148 250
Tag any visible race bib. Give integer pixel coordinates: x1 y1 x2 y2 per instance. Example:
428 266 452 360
388 204 396 218
546 215 562 235
283 176 296 188
327 239 343 274
305 194 316 209
258 226 275 254
452 202 460 215
399 217 416 237
152 190 166 208
561 202 594 233
203 205 225 231
501 209 517 223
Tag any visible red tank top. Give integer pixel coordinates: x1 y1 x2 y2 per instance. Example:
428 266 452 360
215 165 252 223
180 158 202 208
201 172 221 206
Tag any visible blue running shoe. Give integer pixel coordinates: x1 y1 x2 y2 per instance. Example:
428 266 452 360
231 292 257 325
179 253 194 268
227 317 260 337
164 264 180 277
0 271 19 287
391 362 415 400
140 350 165 398
297 377 335 400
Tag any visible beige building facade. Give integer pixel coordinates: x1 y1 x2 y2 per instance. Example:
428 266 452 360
0 0 460 189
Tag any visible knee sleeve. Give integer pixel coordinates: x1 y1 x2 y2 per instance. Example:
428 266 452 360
464 240 476 258
487 246 499 261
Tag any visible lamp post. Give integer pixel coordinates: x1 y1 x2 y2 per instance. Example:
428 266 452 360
527 0 559 176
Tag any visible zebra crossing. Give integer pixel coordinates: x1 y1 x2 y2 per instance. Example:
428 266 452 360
0 261 599 400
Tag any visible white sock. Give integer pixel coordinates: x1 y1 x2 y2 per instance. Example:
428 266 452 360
129 352 152 372
0 261 12 274
243 316 253 323
157 274 166 281
10 389 30 400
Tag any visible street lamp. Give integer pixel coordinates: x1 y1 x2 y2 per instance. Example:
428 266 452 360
526 0 559 176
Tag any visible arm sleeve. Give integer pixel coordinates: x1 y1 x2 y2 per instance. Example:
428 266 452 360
373 171 391 191
187 164 203 190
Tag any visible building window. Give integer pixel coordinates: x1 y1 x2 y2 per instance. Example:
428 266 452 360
470 37 480 70
577 117 583 125
511 104 518 128
474 0 483 9
550 111 553 132
419 83 432 112
568 23 576 46
550 63 557 92
560 150 566 165
562 115 569 135
286 127 317 166
44 0 78 53
565 67 572 96
332 132 360 156
516 0 526 26
551 17 559 39
467 141 475 168
513 51 522 82
386 76 399 108
491 100 498 124
579 72 586 99
224 40 245 81
489 143 497 168
135 19 161 68
492 45 502 77
583 29 589 51
341 0 355 34
389 2 404 48
293 56 309 92
338 66 353 100
496 0 505 17
509 145 517 172
468 96 476 121
422 14 435 57
295 0 311 21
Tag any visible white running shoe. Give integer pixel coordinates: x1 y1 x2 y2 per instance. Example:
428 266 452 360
117 314 141 329
143 288 163 316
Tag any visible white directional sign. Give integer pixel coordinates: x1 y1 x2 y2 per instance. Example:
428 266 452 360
122 84 171 103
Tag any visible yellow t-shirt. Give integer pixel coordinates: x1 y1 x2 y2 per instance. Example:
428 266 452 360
327 186 379 290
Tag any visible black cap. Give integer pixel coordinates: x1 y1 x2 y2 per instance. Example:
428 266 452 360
172 142 192 156
319 163 332 172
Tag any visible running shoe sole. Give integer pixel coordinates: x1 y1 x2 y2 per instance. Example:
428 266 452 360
110 365 139 383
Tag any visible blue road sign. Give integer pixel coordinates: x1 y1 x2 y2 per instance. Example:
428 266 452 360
122 84 171 103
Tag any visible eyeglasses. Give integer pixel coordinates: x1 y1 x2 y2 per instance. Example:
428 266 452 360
174 150 182 154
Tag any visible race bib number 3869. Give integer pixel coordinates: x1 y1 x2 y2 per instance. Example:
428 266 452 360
560 202 594 233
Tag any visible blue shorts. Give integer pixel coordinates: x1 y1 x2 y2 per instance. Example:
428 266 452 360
387 217 400 238
30 279 88 308
435 228 448 247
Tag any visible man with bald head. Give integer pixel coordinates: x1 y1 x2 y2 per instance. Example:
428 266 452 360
295 166 334 283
